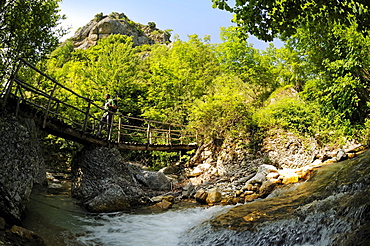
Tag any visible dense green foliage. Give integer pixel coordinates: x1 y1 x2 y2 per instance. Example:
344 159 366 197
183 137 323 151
212 0 370 42
0 0 66 84
6 3 370 168
212 0 370 131
40 22 369 155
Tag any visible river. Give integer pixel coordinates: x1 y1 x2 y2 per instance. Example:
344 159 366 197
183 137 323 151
23 150 370 245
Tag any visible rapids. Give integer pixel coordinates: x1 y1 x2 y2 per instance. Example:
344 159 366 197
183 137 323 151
23 150 370 246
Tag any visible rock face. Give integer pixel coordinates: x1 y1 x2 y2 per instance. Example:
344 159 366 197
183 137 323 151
71 13 171 49
71 146 172 212
181 129 365 206
0 112 45 224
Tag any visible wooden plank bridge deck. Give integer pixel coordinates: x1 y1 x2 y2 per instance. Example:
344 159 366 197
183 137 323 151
1 59 198 152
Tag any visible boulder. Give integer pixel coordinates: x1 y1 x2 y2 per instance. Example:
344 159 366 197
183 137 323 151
206 188 222 204
71 146 149 212
194 189 208 204
279 169 300 184
136 171 171 191
188 163 212 177
182 182 195 198
159 165 179 175
259 179 280 198
247 164 278 185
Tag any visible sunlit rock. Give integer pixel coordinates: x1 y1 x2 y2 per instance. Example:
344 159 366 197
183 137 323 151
279 169 300 184
206 188 222 204
194 189 208 204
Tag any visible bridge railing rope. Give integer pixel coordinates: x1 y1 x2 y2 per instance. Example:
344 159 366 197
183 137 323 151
1 58 197 147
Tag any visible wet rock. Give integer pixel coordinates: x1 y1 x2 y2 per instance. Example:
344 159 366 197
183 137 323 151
259 179 280 198
151 200 172 210
8 225 45 246
244 193 259 202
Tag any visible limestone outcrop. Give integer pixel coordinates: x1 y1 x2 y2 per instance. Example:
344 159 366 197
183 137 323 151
71 12 171 49
0 112 45 224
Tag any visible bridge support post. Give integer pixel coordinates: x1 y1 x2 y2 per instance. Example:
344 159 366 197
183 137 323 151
167 126 172 145
146 121 152 144
118 117 121 143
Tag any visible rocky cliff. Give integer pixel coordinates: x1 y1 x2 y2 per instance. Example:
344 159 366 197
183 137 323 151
0 111 45 224
71 12 171 49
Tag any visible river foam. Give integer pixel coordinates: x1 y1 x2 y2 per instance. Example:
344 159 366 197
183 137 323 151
75 205 232 246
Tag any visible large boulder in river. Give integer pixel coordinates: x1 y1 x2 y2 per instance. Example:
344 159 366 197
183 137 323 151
0 113 45 224
71 146 149 212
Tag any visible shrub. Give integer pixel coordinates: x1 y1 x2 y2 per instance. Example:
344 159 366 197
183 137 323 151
255 97 316 135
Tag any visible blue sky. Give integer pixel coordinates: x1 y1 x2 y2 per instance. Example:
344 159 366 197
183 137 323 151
59 0 283 50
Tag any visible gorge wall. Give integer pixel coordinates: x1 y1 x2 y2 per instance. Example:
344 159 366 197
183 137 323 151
0 111 45 224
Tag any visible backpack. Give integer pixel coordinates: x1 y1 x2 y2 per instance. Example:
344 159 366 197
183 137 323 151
112 97 118 112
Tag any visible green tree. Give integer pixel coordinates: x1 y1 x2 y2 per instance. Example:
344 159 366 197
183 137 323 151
216 27 280 104
46 35 143 121
213 0 370 124
0 0 66 84
296 23 370 123
212 0 370 41
140 35 221 124
189 74 252 142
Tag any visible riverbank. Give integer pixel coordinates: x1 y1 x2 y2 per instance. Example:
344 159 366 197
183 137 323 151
21 148 370 245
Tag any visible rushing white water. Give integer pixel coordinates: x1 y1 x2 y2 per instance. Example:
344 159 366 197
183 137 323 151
23 151 370 246
75 206 232 246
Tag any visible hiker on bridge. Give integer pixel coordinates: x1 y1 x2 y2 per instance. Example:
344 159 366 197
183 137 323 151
97 94 117 137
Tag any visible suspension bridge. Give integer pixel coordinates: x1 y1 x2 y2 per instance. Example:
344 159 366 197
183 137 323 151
1 58 198 152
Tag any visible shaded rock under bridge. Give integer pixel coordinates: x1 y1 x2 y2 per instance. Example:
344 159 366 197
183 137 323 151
1 58 198 152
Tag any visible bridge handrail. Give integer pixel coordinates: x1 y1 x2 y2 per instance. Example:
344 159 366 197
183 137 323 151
2 58 197 147
19 58 91 102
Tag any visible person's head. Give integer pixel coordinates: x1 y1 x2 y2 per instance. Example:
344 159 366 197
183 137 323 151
105 94 110 99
